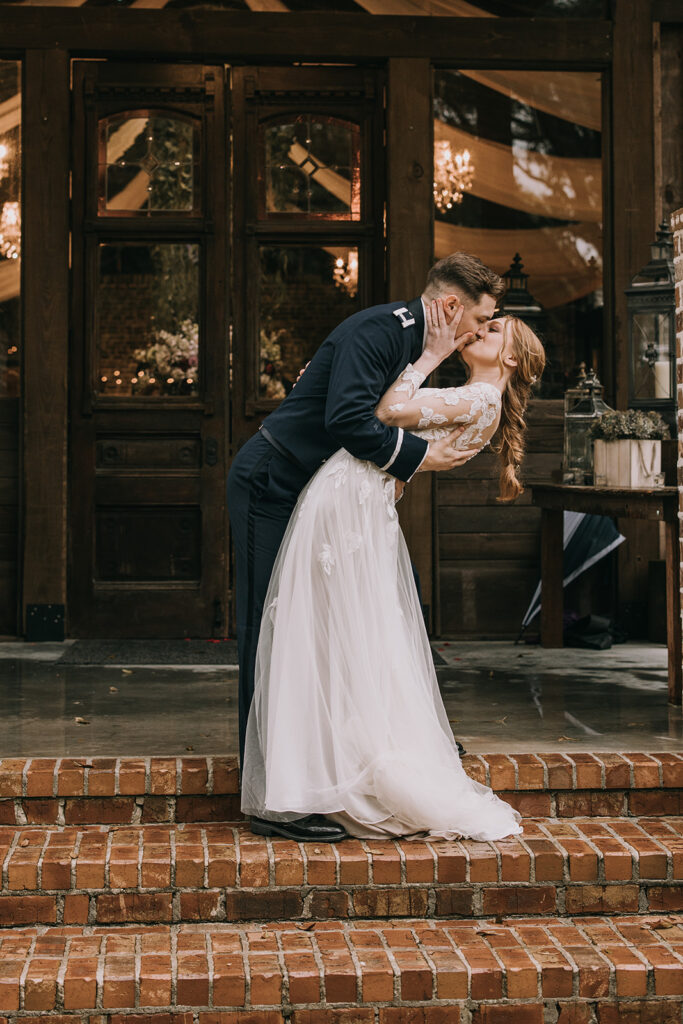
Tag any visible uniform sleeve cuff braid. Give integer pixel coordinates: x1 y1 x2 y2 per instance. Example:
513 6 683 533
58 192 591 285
380 427 404 471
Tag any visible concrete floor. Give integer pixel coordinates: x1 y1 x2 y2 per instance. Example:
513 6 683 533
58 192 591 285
0 639 679 757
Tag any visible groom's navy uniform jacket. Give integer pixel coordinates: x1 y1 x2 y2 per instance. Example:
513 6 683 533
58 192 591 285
227 296 428 766
260 297 428 481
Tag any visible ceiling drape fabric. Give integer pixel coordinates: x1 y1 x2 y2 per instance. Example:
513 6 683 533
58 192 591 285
435 220 602 307
434 120 602 223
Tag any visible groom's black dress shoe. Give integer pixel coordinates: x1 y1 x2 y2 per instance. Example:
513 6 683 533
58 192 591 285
250 814 349 842
456 741 467 757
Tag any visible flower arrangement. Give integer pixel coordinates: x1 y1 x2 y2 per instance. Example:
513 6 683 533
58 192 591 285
590 409 670 441
260 327 287 401
133 319 198 395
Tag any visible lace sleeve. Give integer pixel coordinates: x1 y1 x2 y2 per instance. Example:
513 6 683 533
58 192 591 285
377 372 501 432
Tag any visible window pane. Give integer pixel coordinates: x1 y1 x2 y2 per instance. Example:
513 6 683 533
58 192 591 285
96 242 200 397
100 113 199 214
433 69 603 396
0 61 21 398
262 115 361 219
258 245 360 400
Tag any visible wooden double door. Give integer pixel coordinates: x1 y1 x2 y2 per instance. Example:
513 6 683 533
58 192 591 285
68 61 384 637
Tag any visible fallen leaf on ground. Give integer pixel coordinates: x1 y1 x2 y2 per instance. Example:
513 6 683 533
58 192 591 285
495 716 508 725
556 736 575 742
74 717 90 725
186 746 194 752
121 669 133 676
109 686 118 693
20 838 29 847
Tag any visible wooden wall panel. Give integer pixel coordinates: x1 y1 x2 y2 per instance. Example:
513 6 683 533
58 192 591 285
21 50 70 625
0 399 19 637
437 400 562 638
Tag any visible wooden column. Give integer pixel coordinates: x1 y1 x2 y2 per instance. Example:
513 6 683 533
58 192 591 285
21 49 70 639
386 58 435 630
612 0 656 408
612 0 659 632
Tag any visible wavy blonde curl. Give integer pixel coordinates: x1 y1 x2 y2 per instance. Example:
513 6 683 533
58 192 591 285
491 317 546 502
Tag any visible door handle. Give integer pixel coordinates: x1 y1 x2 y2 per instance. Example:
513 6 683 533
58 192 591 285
204 438 218 466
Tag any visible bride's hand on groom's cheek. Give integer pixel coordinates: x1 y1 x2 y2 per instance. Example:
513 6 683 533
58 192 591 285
293 361 311 386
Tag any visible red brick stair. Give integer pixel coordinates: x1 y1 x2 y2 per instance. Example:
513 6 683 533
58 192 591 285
1 754 682 1022
1 817 683 928
1 752 680 825
1 916 683 1022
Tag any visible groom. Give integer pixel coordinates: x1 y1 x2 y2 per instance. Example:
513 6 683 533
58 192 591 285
227 251 505 842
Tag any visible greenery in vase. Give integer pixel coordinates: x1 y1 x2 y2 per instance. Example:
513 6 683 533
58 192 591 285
590 409 670 441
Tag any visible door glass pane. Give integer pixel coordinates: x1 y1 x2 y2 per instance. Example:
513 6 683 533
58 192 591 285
259 245 360 400
100 113 199 214
0 60 21 398
261 115 361 219
96 242 200 397
433 69 602 396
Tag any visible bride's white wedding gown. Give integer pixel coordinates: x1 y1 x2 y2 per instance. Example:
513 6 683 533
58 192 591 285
241 369 522 841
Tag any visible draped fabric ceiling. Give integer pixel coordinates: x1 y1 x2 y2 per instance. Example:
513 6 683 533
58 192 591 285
0 0 602 307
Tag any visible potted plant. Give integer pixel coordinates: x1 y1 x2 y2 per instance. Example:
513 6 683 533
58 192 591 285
591 409 670 488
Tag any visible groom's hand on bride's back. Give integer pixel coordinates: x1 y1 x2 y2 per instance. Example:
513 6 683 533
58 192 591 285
418 430 479 474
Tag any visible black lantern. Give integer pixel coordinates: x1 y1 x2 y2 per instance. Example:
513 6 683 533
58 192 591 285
498 253 545 335
626 222 676 427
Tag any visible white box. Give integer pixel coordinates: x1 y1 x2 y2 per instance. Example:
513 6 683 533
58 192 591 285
593 438 662 487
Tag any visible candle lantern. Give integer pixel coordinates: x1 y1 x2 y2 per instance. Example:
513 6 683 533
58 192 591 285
626 222 676 428
498 253 545 336
563 367 612 485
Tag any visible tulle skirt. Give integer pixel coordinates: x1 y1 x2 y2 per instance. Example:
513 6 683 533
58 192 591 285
241 448 522 841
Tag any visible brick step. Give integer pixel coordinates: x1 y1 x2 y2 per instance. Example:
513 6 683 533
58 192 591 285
1 753 681 825
3 818 683 928
1 916 683 1022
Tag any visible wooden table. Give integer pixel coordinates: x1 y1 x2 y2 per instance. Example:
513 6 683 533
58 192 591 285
530 484 681 704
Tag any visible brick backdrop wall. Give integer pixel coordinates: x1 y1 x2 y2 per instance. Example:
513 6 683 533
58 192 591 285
673 208 683 646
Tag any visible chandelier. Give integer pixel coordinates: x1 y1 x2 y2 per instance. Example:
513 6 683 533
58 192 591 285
0 202 20 260
333 250 358 298
433 141 474 213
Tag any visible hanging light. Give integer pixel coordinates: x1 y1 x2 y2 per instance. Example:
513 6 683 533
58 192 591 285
0 202 20 260
433 141 474 213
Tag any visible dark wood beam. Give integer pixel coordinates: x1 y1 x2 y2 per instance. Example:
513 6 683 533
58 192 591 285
0 11 612 65
653 1 683 22
21 48 71 633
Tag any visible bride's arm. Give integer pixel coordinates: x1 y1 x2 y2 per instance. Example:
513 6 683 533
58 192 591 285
376 371 478 429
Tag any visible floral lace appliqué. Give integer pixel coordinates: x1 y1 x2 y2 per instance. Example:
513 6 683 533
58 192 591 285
417 406 449 429
394 365 426 396
318 543 335 576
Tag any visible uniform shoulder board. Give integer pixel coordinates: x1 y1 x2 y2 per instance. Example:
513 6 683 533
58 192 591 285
392 307 416 328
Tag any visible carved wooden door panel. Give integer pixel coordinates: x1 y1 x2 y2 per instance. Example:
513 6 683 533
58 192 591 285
70 62 229 637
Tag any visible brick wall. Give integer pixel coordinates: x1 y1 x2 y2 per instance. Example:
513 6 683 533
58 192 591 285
673 208 683 649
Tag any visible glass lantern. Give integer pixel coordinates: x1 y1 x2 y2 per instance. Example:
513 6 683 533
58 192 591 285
563 367 612 485
498 253 545 336
626 222 675 428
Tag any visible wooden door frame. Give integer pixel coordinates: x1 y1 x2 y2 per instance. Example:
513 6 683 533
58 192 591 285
8 2 662 637
67 59 230 637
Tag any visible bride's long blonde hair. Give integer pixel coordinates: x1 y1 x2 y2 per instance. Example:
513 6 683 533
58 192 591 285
491 317 546 502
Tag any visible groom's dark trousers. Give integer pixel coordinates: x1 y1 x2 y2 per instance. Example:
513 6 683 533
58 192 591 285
227 298 430 767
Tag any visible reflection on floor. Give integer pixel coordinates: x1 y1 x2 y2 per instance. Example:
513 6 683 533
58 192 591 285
0 640 678 757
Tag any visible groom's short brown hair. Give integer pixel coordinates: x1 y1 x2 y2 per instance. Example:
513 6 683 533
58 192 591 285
426 252 505 303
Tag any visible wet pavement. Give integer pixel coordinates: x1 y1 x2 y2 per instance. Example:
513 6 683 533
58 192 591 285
0 640 679 757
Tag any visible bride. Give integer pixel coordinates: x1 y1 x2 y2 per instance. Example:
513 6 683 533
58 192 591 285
241 302 546 841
